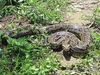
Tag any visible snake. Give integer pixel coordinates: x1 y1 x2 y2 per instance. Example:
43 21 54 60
1 21 90 57
42 21 91 57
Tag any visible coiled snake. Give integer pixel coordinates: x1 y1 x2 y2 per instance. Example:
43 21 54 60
42 21 91 57
1 21 90 57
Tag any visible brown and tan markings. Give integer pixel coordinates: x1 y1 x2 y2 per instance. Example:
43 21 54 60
42 21 91 57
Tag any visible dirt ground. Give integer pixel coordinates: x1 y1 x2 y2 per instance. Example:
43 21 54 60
55 0 100 73
0 0 100 74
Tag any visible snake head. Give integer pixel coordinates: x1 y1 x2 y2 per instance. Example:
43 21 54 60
62 44 70 52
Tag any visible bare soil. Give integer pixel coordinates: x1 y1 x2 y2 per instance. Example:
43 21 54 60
0 0 100 74
55 0 100 74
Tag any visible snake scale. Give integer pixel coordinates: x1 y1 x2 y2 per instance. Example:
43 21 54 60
42 21 91 57
1 21 90 57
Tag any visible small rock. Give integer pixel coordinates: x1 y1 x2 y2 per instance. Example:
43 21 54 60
90 1 99 4
74 5 84 9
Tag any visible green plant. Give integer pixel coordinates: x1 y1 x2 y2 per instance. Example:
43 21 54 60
0 31 59 75
58 32 100 75
83 5 100 32
90 33 100 50
0 0 69 24
0 0 6 10
92 5 100 24
0 0 69 74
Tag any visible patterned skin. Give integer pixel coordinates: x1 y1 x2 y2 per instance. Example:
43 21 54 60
42 21 91 57
48 31 80 50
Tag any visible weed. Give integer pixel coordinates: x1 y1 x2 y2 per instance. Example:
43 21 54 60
0 1 68 74
0 0 6 10
1 0 100 75
0 0 69 24
0 31 59 74
57 32 100 75
83 5 100 32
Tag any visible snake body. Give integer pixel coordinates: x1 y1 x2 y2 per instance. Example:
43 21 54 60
42 21 91 57
2 21 90 57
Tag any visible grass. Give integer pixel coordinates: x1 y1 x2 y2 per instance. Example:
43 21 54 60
83 5 100 31
57 32 100 75
0 0 69 24
0 0 100 75
0 0 69 74
0 34 59 75
57 5 100 74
